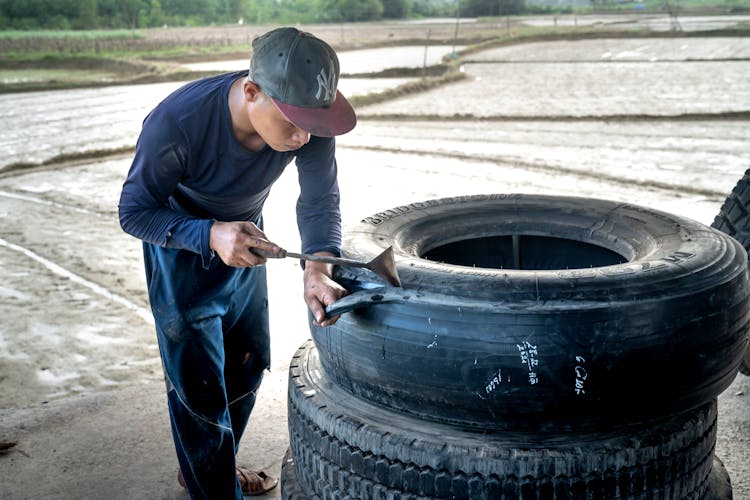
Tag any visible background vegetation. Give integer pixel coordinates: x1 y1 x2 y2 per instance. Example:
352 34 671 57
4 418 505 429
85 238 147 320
0 0 456 28
3 0 750 30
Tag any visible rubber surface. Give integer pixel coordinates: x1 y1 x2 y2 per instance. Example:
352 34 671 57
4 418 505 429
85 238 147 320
282 449 732 500
705 455 733 500
712 168 750 376
315 194 750 430
288 340 719 500
281 449 733 500
282 447 319 500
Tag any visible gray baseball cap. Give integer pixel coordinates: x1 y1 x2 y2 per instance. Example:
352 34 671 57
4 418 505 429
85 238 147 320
250 27 356 137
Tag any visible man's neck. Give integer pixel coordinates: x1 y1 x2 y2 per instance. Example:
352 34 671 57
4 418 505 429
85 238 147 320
228 78 266 152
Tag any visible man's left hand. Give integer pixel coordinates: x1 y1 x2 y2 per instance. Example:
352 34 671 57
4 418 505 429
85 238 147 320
303 257 348 327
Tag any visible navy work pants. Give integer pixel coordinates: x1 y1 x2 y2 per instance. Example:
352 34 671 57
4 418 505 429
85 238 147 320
143 242 271 500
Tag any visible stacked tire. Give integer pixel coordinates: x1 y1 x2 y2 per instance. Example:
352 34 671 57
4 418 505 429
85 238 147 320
283 194 749 499
711 167 750 376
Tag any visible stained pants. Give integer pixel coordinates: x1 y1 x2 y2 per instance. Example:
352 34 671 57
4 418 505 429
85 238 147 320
143 242 271 500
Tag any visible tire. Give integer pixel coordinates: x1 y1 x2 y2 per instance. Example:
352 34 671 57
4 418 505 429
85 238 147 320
313 194 750 430
288 340 719 500
282 447 317 500
705 456 733 500
711 167 750 376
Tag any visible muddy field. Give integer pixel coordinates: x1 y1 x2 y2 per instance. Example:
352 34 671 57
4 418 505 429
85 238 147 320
359 38 750 118
0 26 749 497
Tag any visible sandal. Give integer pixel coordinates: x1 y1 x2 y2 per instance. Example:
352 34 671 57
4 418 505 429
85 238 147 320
236 466 279 496
177 466 279 497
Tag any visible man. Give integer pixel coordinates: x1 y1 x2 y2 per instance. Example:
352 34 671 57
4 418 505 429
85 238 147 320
118 26 355 498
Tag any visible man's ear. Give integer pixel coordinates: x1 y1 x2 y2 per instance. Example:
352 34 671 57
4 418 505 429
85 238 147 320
244 80 261 102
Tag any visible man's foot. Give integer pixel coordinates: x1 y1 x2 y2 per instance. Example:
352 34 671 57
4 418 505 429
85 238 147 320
236 466 279 496
177 466 279 497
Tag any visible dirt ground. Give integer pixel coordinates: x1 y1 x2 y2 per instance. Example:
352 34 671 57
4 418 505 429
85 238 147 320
1 25 749 498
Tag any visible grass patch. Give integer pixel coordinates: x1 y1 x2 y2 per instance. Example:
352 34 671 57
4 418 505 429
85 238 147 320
0 69 118 84
0 30 142 40
0 42 252 66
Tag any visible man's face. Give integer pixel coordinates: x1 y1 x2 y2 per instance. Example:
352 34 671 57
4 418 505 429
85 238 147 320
249 90 311 152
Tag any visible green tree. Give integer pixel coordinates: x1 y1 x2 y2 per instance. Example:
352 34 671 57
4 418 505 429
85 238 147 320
246 0 282 24
149 0 165 25
274 0 327 23
326 0 383 21
96 0 126 28
462 0 523 16
161 0 217 23
382 0 409 18
411 0 455 17
78 0 99 28
497 0 524 15
461 0 490 16
119 0 144 28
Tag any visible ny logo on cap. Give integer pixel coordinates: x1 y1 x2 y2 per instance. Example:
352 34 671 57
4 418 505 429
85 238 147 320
315 68 335 102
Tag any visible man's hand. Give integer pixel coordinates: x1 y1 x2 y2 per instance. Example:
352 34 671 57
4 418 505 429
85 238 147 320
209 221 282 267
304 257 348 327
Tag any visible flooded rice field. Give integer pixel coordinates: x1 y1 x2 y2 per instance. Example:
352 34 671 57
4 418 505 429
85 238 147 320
0 77 409 169
1 34 749 407
0 82 185 169
519 13 750 31
468 37 750 61
0 44 463 170
359 38 750 118
345 119 749 201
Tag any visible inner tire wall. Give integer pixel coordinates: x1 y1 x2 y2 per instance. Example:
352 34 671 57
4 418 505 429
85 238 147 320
289 340 718 500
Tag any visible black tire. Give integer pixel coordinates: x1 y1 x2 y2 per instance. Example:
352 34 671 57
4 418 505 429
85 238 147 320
705 456 733 500
711 168 750 376
288 340 719 500
282 439 733 500
282 447 317 500
313 194 750 431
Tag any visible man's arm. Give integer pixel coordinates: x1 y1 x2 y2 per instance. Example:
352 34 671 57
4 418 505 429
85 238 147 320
118 111 217 266
295 137 348 325
118 111 280 268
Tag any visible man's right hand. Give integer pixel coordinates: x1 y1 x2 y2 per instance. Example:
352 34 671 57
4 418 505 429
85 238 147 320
209 221 282 268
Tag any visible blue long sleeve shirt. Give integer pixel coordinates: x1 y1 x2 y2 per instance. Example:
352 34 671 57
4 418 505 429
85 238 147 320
118 70 342 268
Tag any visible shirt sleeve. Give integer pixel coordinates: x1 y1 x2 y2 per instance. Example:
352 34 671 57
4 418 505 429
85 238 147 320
295 136 342 257
118 110 215 268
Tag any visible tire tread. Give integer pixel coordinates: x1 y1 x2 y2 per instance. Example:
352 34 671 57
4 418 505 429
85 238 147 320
288 341 718 500
711 167 750 376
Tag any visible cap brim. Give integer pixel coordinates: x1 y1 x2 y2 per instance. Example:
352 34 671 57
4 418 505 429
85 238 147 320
272 90 357 138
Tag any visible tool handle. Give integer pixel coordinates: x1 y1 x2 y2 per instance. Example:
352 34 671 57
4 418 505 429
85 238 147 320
284 251 369 267
251 247 287 259
253 248 369 267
